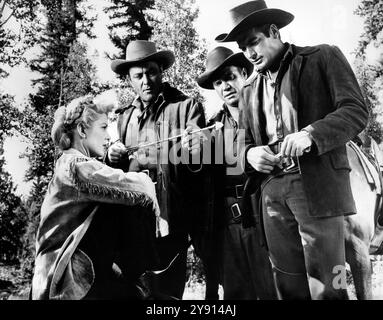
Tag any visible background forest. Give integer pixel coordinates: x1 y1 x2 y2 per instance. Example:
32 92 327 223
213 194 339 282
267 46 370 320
0 0 382 299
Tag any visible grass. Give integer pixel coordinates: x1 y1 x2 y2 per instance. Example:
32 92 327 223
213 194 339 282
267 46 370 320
2 258 383 300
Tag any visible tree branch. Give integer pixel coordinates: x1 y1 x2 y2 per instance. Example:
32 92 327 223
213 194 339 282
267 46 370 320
0 9 16 27
0 0 7 16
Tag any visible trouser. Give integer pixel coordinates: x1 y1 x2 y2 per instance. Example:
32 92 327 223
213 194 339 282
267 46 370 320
221 197 278 300
148 233 189 300
79 204 159 300
261 173 348 300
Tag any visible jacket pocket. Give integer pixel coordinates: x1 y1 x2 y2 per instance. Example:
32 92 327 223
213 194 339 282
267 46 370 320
329 149 351 171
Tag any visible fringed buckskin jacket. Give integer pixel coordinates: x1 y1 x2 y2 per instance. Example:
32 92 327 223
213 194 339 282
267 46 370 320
31 148 163 300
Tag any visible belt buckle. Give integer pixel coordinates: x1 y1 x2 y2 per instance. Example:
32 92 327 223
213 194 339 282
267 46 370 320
230 203 242 219
235 185 243 199
283 157 297 173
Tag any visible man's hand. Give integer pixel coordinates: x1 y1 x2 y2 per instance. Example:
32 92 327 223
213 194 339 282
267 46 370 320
107 141 128 164
247 146 280 174
280 131 313 158
181 126 204 156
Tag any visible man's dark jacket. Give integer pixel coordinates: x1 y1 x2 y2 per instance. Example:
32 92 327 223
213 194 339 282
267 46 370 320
240 44 369 218
114 83 206 239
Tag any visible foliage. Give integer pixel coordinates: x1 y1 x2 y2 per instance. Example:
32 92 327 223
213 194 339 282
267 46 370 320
22 0 97 184
0 0 35 265
354 57 383 143
20 42 97 181
104 0 155 59
105 0 207 103
150 0 207 102
355 0 383 55
0 93 26 263
28 1 95 112
0 0 41 77
354 0 383 143
0 92 20 135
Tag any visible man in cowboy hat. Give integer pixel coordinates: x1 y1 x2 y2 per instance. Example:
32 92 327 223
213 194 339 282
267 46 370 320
107 40 206 299
215 1 368 299
196 46 277 300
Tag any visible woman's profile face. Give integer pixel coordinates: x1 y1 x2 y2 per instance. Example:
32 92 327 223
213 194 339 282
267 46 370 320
83 113 111 158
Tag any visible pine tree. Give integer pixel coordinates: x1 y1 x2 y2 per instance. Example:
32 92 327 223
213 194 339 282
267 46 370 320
0 0 40 77
150 0 207 102
21 0 96 186
0 93 26 263
104 0 155 59
0 0 35 263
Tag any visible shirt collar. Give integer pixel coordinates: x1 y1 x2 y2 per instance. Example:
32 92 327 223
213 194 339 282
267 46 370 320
281 42 294 64
132 82 169 112
133 83 170 124
259 42 293 78
222 104 238 128
64 148 87 157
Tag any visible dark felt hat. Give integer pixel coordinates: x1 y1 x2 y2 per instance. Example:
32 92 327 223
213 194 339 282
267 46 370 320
215 0 294 42
111 40 175 75
197 46 254 90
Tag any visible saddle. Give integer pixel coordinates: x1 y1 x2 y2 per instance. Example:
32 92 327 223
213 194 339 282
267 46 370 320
348 140 382 195
349 139 383 255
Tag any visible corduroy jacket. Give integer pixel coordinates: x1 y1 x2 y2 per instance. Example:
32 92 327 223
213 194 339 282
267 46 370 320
240 44 369 218
114 83 207 237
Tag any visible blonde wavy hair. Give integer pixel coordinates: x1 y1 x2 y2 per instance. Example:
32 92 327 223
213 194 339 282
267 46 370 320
51 94 115 151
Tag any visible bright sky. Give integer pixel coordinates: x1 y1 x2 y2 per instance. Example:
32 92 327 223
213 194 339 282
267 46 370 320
2 0 365 195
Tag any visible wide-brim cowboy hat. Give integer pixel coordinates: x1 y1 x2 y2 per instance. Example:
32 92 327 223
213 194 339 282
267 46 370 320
111 40 175 75
197 46 254 90
215 0 294 42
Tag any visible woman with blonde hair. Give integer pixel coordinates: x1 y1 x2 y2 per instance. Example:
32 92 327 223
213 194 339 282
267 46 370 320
31 94 163 300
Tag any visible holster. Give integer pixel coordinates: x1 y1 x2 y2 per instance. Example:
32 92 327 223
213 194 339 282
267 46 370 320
241 174 268 249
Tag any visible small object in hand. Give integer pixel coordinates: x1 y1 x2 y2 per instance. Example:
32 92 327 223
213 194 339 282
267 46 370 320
275 152 294 170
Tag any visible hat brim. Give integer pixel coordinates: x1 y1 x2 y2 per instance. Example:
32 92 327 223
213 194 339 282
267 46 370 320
197 52 254 90
215 8 294 42
111 50 175 75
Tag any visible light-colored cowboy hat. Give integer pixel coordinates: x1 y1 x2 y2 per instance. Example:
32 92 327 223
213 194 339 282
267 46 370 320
197 46 254 90
111 40 175 75
215 0 294 43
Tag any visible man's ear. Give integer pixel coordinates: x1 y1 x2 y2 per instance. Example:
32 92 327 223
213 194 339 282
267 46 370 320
77 122 87 138
241 67 248 79
269 24 280 39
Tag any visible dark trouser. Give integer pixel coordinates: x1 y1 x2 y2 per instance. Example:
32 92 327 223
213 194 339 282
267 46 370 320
142 234 188 300
221 197 278 300
79 204 159 300
261 173 348 300
148 233 189 299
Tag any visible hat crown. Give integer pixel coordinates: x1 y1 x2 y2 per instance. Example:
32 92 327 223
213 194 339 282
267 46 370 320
229 0 267 26
215 0 293 42
125 40 158 61
206 47 235 72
